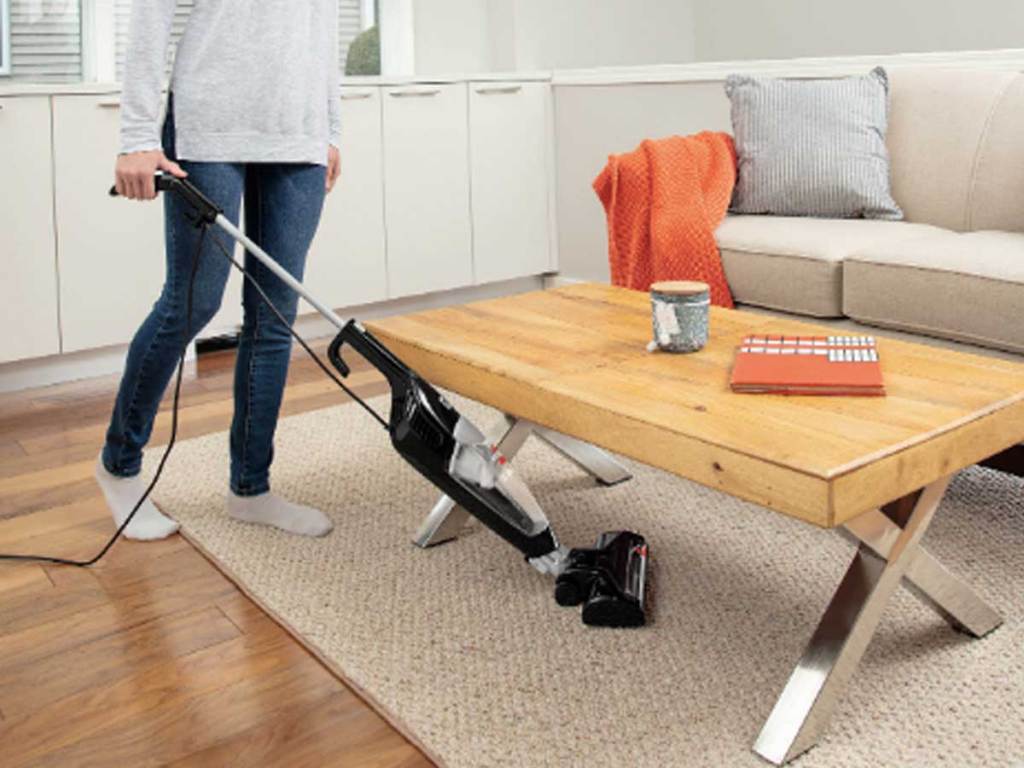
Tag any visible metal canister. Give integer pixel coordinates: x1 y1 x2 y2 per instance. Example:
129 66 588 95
649 281 711 353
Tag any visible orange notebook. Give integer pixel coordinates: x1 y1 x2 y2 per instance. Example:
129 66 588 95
730 335 885 396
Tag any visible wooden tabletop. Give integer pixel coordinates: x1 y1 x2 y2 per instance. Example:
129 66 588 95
366 283 1024 528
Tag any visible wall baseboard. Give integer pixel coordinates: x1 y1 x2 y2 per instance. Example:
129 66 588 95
0 343 197 395
542 275 586 289
0 276 545 394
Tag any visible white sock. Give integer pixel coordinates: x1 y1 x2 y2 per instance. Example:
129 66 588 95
226 491 333 537
95 454 180 541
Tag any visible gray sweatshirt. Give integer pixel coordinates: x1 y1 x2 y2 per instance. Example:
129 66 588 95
120 0 342 165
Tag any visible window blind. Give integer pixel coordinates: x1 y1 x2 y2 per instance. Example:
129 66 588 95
7 0 83 82
338 0 362 68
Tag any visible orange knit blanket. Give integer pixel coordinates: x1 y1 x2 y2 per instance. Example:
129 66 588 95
593 131 737 307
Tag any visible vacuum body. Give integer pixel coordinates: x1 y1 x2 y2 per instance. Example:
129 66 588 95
327 323 560 560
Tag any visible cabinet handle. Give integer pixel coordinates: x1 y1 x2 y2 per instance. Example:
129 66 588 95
98 99 122 108
474 85 523 95
340 91 374 100
388 88 442 98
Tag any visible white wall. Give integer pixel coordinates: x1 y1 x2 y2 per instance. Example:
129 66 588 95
485 0 517 72
380 0 416 74
401 0 1023 76
554 82 731 283
512 0 696 70
694 0 1024 62
403 0 697 75
412 0 493 74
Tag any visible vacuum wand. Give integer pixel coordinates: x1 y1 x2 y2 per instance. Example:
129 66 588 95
215 215 349 332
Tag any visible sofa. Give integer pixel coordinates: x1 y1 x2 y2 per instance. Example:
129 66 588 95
714 67 1024 357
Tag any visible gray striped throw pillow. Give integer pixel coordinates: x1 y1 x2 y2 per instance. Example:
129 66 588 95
726 67 902 220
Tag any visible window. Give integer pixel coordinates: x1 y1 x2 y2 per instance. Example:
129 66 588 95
338 0 366 71
1 0 367 84
4 0 83 82
0 0 9 75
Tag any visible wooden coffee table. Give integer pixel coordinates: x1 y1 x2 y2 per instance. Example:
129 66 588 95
366 283 1024 764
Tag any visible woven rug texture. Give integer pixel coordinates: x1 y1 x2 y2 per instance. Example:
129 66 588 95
152 395 1024 768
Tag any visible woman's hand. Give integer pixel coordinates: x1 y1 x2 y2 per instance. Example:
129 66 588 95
114 150 187 201
326 145 342 192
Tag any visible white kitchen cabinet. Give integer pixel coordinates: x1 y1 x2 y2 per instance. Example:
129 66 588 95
469 82 554 284
52 94 168 353
52 94 243 353
304 87 387 313
382 83 473 298
3 76 555 378
0 96 61 363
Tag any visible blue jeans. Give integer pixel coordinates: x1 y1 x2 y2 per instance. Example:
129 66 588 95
102 100 327 495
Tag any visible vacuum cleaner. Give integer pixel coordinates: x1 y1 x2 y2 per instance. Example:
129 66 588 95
328 320 649 626
8 173 651 628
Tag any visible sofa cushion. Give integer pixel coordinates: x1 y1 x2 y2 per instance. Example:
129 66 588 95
887 67 1024 233
715 215 942 317
725 67 902 220
844 231 1024 354
969 75 1024 233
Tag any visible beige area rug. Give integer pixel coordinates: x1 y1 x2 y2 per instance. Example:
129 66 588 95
152 395 1024 768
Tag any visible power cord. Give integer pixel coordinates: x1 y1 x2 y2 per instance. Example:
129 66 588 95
0 224 206 567
0 212 391 568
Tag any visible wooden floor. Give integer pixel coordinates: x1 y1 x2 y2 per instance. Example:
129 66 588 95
0 340 433 767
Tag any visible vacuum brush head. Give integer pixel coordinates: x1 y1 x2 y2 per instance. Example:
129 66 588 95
554 530 649 627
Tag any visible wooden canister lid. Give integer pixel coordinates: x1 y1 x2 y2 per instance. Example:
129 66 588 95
650 280 709 296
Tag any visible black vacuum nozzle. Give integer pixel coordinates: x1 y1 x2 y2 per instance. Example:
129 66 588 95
555 530 649 627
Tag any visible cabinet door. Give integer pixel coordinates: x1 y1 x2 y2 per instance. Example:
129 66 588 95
469 82 553 285
382 83 472 298
52 94 243 353
52 95 166 353
304 87 387 313
0 96 61 363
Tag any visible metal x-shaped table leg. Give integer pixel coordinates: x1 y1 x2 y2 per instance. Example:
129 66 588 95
842 508 1002 638
753 475 1002 764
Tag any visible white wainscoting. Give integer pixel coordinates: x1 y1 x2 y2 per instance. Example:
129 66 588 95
0 276 544 393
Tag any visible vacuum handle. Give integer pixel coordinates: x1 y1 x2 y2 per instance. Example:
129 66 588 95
328 321 416 390
109 173 222 224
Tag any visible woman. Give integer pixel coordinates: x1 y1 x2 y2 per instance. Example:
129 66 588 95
98 0 343 540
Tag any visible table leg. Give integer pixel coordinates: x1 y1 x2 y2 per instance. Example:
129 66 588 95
532 426 633 486
843 510 1002 638
753 476 975 765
